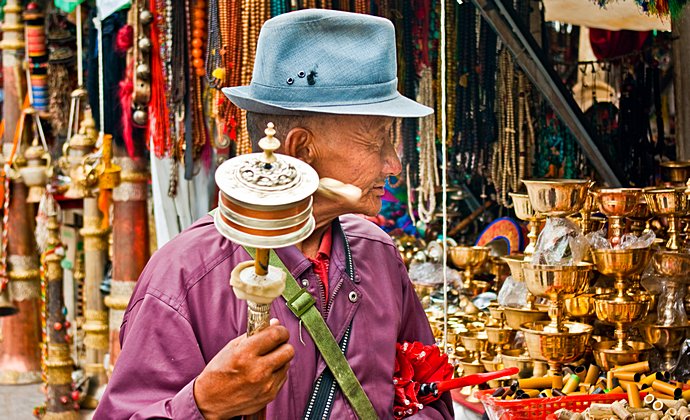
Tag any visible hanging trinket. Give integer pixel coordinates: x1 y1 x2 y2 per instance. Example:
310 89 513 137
23 2 49 114
132 0 152 125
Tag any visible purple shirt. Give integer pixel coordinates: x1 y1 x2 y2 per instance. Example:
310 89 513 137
95 214 453 419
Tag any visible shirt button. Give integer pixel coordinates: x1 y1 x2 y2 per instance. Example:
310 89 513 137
348 291 358 303
301 279 309 287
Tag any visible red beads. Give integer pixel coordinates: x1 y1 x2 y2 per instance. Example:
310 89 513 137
71 390 80 401
53 322 62 331
63 320 71 329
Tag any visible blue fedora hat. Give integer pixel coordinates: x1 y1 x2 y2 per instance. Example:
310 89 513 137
222 9 432 117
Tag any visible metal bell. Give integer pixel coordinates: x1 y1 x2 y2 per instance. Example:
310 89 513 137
138 37 151 53
0 286 18 317
132 108 148 126
139 9 153 25
136 64 150 80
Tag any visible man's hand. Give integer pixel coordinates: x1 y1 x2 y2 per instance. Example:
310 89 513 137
193 318 294 419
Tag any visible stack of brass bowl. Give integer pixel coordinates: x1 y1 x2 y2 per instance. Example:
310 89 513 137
510 192 544 256
449 245 490 295
592 188 652 370
519 179 594 376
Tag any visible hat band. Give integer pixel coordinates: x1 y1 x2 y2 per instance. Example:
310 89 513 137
248 78 400 106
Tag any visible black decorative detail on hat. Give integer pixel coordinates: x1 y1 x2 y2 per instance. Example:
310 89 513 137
298 71 306 78
307 70 317 85
287 77 294 85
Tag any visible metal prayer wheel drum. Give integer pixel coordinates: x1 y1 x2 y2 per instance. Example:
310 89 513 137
214 123 320 248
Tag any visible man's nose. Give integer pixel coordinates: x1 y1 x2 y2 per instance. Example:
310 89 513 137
382 140 402 177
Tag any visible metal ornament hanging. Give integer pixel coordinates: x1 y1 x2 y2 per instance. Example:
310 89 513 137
214 123 319 248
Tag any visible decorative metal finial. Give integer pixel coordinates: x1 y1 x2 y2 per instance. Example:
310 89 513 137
258 122 280 164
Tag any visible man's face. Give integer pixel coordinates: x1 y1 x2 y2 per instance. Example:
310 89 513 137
309 115 402 217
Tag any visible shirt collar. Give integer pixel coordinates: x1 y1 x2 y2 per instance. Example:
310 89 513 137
316 224 333 260
273 222 335 278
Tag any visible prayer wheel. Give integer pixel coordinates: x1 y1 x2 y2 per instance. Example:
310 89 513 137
214 124 318 248
214 123 319 420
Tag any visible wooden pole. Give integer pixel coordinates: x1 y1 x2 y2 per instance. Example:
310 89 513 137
43 206 78 419
104 153 149 373
79 196 109 408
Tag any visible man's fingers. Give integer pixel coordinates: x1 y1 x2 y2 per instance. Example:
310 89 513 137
249 325 290 355
265 343 295 371
270 362 291 394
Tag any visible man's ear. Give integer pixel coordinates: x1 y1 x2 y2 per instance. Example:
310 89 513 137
283 127 316 164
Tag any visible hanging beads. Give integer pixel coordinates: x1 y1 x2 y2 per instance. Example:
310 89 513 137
191 0 206 77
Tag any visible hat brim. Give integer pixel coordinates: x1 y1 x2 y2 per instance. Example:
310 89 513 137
222 86 433 118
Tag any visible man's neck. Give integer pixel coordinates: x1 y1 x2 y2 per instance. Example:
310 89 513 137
298 199 339 258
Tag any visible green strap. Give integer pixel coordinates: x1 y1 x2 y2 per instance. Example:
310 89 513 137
243 246 377 420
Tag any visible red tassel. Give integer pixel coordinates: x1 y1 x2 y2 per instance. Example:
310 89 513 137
118 64 135 158
115 25 134 54
147 6 170 158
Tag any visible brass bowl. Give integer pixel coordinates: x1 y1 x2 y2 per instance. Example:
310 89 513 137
589 216 607 233
591 248 652 279
481 356 503 372
652 251 690 279
522 262 592 299
502 254 527 282
485 326 517 346
468 280 491 295
503 307 549 330
594 188 644 218
446 329 466 347
449 246 490 270
643 187 690 216
628 199 651 221
460 357 487 375
592 340 653 371
510 192 539 221
660 161 690 184
459 331 489 354
594 293 650 325
564 293 595 318
521 321 593 365
522 179 592 217
640 323 690 353
487 303 505 323
502 349 535 378
412 282 437 302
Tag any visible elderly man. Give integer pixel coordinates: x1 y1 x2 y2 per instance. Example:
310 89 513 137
96 9 453 419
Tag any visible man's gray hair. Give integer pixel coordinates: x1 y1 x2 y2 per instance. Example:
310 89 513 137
245 112 313 152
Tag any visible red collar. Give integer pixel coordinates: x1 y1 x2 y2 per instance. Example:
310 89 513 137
315 224 333 260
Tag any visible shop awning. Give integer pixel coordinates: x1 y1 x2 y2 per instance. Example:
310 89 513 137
543 0 671 31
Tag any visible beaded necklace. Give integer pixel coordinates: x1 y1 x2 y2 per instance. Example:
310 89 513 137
475 21 495 180
190 0 209 158
400 0 418 188
236 0 252 155
416 67 438 224
491 48 518 208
